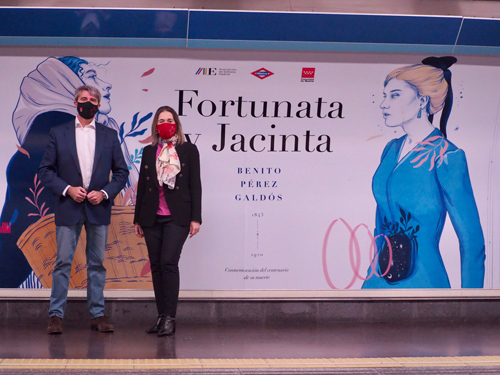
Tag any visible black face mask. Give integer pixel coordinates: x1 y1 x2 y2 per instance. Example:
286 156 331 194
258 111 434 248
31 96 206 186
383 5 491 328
77 101 99 120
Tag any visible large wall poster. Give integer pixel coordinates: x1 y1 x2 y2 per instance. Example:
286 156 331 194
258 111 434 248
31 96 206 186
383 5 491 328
0 48 499 292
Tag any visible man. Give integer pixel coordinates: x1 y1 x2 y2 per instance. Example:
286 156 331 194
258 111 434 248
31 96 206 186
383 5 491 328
39 85 129 334
0 56 139 289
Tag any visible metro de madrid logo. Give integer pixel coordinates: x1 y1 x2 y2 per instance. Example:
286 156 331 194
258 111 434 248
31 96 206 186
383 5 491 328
251 68 274 80
301 67 315 82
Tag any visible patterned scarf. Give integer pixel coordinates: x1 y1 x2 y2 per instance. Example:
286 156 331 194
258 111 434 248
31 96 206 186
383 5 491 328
156 135 181 189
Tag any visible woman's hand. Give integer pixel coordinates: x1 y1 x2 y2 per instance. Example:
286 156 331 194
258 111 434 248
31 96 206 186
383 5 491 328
134 224 144 238
190 221 200 238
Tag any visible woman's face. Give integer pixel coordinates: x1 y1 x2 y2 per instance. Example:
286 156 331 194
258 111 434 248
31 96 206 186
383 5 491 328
380 78 421 127
79 63 112 115
157 111 175 126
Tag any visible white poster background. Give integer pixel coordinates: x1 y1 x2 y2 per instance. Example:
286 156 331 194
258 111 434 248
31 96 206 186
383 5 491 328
0 49 499 291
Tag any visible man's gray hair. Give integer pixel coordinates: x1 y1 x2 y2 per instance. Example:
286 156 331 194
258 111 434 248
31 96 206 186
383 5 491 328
74 85 101 103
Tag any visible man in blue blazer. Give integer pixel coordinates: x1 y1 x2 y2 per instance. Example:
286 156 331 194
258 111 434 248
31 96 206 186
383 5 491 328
39 85 128 334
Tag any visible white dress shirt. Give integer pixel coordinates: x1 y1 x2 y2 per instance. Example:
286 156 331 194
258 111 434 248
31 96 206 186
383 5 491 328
62 118 108 199
75 118 96 190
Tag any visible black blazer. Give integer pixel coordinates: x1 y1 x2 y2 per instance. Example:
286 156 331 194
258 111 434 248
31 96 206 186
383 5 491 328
134 142 202 227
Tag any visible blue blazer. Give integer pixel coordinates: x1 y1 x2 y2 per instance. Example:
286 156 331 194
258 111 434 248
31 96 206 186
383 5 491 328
38 120 129 226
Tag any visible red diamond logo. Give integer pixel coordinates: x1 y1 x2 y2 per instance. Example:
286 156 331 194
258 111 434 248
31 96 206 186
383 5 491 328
251 68 274 80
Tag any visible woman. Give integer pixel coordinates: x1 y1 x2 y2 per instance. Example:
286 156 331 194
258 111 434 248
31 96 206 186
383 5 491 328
134 106 201 336
362 56 485 289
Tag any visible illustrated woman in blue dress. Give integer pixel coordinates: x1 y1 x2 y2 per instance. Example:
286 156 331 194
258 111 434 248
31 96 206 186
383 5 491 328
362 56 485 289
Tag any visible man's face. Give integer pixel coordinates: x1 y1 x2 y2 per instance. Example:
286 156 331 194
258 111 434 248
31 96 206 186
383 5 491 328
75 90 99 106
74 90 101 119
79 63 112 115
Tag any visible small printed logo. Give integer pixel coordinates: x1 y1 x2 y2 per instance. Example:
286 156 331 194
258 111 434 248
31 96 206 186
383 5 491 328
301 67 315 82
195 68 237 76
251 68 274 80
196 68 217 75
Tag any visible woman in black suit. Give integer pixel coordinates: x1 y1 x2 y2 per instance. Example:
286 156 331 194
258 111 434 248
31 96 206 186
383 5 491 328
134 106 201 337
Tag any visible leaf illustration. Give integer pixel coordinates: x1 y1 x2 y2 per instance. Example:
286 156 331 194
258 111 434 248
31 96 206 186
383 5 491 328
138 112 153 126
16 144 30 159
119 122 125 141
42 207 49 217
36 186 45 201
10 209 18 225
366 134 384 141
139 135 153 144
410 152 428 164
40 202 46 212
437 141 449 166
426 135 442 142
25 197 35 206
128 129 148 138
140 260 151 276
414 154 429 168
410 147 427 152
141 68 155 77
28 213 40 217
415 225 420 232
142 89 149 92
131 112 139 130
429 150 436 171
29 188 34 196
407 212 411 222
400 207 406 221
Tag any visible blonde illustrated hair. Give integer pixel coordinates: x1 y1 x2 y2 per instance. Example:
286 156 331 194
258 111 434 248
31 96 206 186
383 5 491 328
150 106 186 147
384 64 447 116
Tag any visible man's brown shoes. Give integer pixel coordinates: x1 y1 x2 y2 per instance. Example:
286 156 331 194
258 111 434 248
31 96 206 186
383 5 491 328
47 316 63 334
90 316 114 332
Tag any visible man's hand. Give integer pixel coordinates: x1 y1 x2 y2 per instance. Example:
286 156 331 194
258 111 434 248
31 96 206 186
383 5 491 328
68 186 87 203
189 221 200 238
87 190 105 205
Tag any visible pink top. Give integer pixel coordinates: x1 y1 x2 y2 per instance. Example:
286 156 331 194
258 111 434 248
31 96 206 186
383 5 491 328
156 144 171 216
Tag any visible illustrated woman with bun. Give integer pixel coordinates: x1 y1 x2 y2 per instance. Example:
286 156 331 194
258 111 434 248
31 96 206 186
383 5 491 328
134 106 201 335
362 57 485 289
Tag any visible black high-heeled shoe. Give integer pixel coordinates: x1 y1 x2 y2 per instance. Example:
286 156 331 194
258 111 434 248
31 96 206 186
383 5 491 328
146 314 166 334
158 316 176 337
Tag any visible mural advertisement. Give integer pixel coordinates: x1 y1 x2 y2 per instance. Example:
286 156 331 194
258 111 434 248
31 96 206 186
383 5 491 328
0 49 499 292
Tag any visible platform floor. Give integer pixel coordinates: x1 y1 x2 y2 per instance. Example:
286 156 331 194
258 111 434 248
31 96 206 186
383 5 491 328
1 320 500 373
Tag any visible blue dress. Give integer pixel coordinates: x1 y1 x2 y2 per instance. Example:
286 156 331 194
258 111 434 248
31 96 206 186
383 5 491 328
362 128 485 289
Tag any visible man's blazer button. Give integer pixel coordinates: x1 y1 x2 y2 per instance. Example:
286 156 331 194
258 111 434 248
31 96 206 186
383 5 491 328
182 163 185 167
175 186 180 190
179 174 183 177
145 165 149 169
146 176 150 180
149 188 152 192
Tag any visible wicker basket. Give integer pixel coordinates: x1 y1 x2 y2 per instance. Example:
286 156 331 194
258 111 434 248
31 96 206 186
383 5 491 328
17 206 152 289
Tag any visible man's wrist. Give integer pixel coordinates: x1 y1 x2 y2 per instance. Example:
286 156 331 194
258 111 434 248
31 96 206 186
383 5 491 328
101 190 109 200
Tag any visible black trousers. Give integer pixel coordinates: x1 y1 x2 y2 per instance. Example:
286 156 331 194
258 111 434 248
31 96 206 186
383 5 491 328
142 215 189 317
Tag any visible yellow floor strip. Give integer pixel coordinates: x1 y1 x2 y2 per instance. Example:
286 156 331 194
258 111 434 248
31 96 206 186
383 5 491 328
1 356 500 369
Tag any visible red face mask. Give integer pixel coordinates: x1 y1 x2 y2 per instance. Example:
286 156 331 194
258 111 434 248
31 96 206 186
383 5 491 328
157 122 177 140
